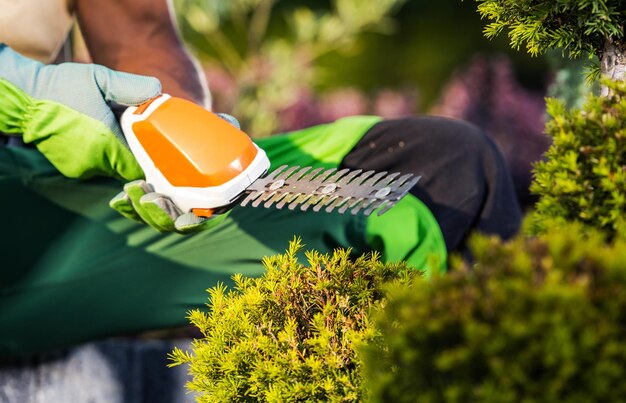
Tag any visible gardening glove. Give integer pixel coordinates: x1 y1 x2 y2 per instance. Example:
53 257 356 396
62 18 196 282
109 113 240 233
109 180 230 233
0 44 161 179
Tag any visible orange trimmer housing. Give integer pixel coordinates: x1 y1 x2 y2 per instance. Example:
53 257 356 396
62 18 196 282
121 95 271 217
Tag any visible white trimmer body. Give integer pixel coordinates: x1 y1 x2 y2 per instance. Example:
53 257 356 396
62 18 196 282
121 94 270 214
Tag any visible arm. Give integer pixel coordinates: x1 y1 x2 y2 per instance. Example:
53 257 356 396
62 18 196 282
75 0 211 108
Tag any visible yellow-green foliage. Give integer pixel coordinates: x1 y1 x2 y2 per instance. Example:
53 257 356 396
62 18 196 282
169 239 416 402
475 0 624 58
531 79 626 239
361 224 626 402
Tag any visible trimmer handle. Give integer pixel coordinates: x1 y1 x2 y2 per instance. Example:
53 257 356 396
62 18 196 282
120 95 270 214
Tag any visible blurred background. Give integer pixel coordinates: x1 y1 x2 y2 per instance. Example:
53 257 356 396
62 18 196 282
172 0 571 208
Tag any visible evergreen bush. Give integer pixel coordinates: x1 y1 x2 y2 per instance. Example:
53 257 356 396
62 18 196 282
475 0 624 57
361 224 626 403
168 239 416 402
474 0 625 93
531 79 626 238
474 0 626 96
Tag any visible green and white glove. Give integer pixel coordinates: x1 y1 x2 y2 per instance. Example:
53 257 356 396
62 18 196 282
0 44 226 233
0 44 162 180
110 180 229 234
0 78 145 180
0 44 161 144
108 113 240 233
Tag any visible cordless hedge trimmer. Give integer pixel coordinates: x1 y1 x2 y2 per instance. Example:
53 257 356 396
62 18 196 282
121 95 418 218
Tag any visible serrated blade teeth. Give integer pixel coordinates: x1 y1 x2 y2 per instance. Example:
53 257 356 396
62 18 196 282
288 194 312 210
325 196 349 213
325 168 351 183
319 168 338 182
351 199 376 215
265 165 288 180
385 174 419 200
379 172 401 186
354 170 376 184
338 198 362 214
299 167 324 181
263 192 289 208
240 190 264 207
301 194 324 211
393 173 415 187
362 171 388 186
377 200 396 216
363 200 385 216
252 191 275 207
313 195 338 212
291 166 312 180
276 165 301 180
337 169 363 184
276 193 298 209
400 176 420 192
241 165 419 216
345 200 364 215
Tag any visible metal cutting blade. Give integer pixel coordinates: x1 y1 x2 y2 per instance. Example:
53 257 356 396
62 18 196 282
238 165 419 216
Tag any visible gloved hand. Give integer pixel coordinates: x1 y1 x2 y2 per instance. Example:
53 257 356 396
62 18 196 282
110 180 229 233
0 44 228 233
108 113 240 233
0 44 161 180
0 78 144 180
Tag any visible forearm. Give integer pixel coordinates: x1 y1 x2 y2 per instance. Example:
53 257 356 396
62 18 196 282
75 0 210 108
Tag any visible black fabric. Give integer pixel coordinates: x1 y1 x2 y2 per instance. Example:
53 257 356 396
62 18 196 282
340 116 522 253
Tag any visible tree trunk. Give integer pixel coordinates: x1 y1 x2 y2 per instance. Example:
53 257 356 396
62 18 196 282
600 38 626 97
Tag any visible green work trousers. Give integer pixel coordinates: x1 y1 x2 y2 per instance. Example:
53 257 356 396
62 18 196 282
0 116 445 356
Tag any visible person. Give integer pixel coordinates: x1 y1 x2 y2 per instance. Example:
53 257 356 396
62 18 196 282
0 0 522 356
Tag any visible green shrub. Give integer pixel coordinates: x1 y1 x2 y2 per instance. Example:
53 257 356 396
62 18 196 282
474 0 625 96
531 79 626 238
168 239 416 402
475 0 624 59
361 224 626 403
